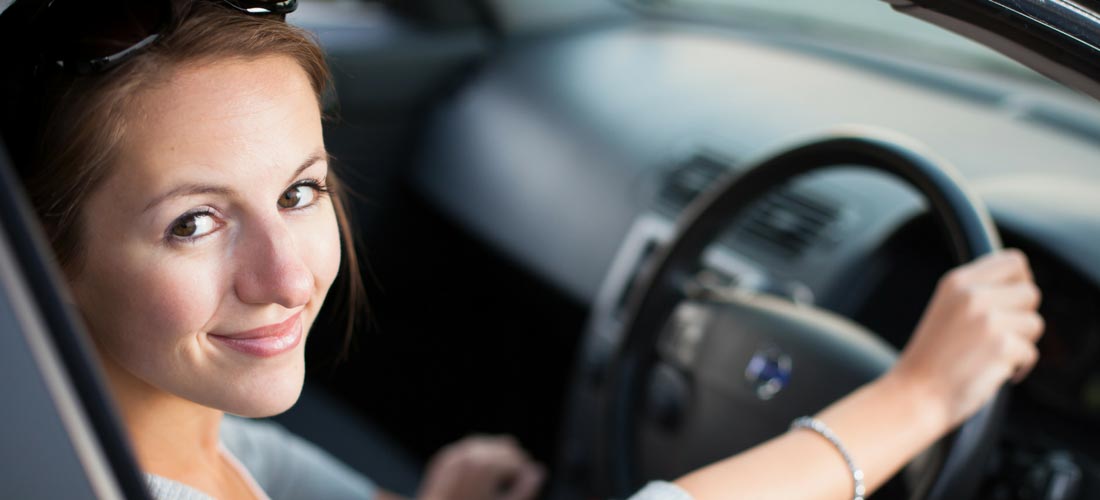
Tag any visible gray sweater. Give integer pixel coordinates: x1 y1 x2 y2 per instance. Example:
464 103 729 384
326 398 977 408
144 416 379 499
144 417 690 500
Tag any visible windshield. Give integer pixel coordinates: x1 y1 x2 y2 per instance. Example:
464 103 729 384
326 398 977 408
659 0 1056 86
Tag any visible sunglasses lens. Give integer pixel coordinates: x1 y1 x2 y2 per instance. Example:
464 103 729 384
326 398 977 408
221 0 298 15
40 0 170 65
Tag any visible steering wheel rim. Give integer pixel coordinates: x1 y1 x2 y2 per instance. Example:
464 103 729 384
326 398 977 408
603 129 1007 499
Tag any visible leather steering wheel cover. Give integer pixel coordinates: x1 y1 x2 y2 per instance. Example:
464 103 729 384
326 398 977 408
604 130 1004 499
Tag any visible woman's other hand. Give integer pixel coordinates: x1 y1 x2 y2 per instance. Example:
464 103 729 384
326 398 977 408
417 435 545 500
891 248 1044 430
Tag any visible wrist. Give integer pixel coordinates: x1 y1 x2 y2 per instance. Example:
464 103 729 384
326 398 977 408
876 367 953 438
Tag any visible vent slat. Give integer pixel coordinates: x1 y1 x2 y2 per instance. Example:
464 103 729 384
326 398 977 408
655 155 839 261
737 226 801 258
775 190 839 218
760 203 835 227
755 206 830 234
657 155 732 214
739 189 838 260
741 228 813 252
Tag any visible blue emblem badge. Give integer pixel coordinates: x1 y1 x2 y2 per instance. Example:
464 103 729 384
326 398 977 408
744 347 792 400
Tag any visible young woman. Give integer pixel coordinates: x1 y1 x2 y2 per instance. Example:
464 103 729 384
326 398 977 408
2 1 1043 499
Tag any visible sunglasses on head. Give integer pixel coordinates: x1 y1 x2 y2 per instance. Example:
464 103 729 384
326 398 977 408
31 0 298 75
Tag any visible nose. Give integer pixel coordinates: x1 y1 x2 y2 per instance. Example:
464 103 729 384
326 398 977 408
233 215 314 309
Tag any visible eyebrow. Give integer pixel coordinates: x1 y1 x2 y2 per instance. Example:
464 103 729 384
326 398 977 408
142 150 329 213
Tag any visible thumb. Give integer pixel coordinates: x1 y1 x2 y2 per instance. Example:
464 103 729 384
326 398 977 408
498 463 545 500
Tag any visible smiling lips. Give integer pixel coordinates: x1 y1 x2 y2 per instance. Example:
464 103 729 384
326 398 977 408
208 311 303 357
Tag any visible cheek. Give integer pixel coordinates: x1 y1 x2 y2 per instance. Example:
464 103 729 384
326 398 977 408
73 247 225 359
303 203 342 300
141 265 223 331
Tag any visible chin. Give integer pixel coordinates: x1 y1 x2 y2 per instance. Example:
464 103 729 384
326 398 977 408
223 390 303 418
200 356 308 418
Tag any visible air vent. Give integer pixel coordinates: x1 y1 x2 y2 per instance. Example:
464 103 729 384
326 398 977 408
656 154 732 215
730 189 839 260
655 154 839 261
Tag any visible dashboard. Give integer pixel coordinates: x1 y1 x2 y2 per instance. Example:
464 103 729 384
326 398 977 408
411 15 1100 498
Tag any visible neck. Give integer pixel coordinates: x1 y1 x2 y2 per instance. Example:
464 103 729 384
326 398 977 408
97 352 224 479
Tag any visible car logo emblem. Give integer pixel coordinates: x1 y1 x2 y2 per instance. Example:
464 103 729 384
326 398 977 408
745 347 792 400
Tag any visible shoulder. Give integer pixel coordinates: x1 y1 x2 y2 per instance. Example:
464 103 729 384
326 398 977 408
628 481 695 500
143 474 215 500
221 415 379 500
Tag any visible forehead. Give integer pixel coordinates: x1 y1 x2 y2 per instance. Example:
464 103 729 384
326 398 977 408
112 55 323 190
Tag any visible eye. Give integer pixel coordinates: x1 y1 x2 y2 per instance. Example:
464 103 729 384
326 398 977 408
278 182 319 209
169 212 217 239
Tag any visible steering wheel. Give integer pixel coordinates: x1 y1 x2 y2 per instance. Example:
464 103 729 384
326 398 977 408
602 131 1007 499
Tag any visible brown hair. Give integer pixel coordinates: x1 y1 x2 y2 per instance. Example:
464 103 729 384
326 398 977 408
20 1 365 354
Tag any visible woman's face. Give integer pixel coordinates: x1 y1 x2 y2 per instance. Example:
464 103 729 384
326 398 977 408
70 55 340 417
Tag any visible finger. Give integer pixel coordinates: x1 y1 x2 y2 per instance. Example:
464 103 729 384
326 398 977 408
469 439 538 497
486 435 534 465
482 435 524 455
460 438 532 480
499 463 545 500
430 439 508 477
981 310 1044 346
956 249 1032 285
1010 339 1041 383
464 441 536 500
1010 311 1045 343
459 434 520 451
974 282 1043 312
478 439 526 464
490 434 519 446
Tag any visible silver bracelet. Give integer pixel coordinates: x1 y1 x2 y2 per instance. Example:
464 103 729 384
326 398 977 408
790 416 866 500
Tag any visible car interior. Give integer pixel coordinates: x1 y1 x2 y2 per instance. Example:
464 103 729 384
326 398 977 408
4 0 1100 499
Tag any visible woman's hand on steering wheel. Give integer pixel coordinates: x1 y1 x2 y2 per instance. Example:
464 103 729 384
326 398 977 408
891 249 1044 432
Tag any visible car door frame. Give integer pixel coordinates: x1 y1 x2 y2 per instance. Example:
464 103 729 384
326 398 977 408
0 139 150 499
